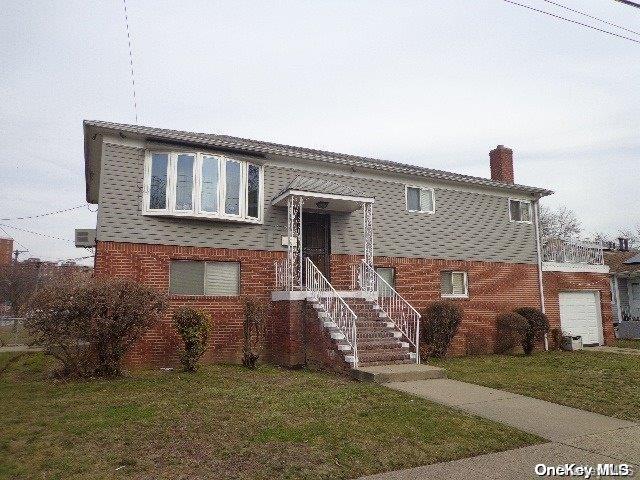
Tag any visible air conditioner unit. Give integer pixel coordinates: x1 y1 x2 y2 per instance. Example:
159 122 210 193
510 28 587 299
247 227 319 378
75 229 96 248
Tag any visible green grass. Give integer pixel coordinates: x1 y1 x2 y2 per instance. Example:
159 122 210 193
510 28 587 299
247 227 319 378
0 353 541 480
614 339 640 350
432 351 640 422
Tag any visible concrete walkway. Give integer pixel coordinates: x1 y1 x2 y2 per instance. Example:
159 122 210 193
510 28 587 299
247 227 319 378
358 379 640 479
586 345 640 356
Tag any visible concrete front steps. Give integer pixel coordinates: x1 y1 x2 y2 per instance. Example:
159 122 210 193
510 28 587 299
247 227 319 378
310 296 417 368
352 364 446 383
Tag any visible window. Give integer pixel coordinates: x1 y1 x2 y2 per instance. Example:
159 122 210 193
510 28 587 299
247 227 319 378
144 151 263 222
441 271 468 298
375 267 395 297
509 199 532 222
169 260 240 296
406 186 435 213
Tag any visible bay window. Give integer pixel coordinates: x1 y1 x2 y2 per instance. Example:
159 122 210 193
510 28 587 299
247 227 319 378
143 150 263 222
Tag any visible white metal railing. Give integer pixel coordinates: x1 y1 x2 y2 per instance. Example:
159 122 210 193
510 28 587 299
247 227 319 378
305 257 359 367
352 260 420 363
275 258 292 291
542 238 604 265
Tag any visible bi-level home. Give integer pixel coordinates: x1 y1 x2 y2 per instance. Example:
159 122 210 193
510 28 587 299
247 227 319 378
83 120 613 370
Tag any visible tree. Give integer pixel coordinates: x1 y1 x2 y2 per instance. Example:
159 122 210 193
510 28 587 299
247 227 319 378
618 228 639 249
539 205 582 240
0 262 40 317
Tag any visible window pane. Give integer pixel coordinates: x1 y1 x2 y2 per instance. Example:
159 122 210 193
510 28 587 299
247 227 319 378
441 272 453 295
420 189 434 212
407 187 420 211
175 154 194 210
375 267 395 297
149 153 168 209
520 202 531 222
169 261 204 295
225 161 241 215
451 272 466 295
205 262 240 295
247 164 260 218
510 200 521 221
201 156 219 213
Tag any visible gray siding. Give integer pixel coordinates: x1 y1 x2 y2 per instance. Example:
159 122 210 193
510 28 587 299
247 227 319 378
97 142 537 264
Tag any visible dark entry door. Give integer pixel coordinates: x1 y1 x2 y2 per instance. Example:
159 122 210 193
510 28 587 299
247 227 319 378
302 213 331 281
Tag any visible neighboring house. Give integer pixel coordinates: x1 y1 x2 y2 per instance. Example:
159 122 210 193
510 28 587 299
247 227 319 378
83 120 613 370
0 238 13 265
606 246 640 328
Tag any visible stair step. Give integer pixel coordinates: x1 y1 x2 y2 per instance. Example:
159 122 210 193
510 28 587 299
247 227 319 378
358 351 412 363
357 340 408 351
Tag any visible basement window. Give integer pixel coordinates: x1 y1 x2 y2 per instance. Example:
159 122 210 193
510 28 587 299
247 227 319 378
509 199 532 223
144 150 263 223
169 260 240 296
441 271 468 298
406 186 435 213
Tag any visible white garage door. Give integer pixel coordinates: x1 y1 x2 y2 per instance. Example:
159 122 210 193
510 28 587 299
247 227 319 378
558 291 602 345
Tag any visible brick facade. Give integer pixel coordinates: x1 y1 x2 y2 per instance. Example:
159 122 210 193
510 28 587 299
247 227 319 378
0 238 13 265
542 270 614 345
96 241 613 368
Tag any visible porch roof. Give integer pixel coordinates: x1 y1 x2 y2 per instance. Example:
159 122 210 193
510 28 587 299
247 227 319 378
605 250 640 275
272 176 374 212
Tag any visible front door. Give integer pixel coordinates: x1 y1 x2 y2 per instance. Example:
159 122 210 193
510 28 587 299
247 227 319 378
302 213 331 281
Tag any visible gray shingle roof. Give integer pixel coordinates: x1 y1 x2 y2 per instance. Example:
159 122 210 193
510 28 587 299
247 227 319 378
277 176 367 199
624 253 640 264
84 120 553 197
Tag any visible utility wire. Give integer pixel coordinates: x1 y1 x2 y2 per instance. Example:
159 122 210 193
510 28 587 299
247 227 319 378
615 0 640 9
0 224 74 244
503 0 640 44
0 204 87 221
123 0 139 124
0 225 28 251
543 0 640 36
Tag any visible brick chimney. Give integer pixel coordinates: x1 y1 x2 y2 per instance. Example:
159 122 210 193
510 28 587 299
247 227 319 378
489 145 514 184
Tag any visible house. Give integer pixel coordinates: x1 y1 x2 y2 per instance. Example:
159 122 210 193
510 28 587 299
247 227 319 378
0 238 13 265
606 242 640 339
83 120 614 370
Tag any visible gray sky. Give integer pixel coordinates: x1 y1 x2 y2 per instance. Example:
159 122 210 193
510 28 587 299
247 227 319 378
1 0 639 265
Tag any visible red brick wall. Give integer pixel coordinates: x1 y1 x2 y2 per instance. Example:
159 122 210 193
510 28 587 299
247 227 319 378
542 270 614 345
95 241 284 368
0 238 13 265
330 254 542 355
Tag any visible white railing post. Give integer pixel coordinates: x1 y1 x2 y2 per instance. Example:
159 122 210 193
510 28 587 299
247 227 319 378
542 237 604 265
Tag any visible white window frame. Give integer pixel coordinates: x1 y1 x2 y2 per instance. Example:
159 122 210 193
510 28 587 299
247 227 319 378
405 185 435 214
508 198 532 224
441 271 469 299
142 150 264 224
168 260 241 297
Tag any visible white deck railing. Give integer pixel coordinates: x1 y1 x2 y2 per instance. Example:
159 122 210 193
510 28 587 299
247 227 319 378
275 258 292 291
542 238 604 265
352 261 420 364
305 257 359 366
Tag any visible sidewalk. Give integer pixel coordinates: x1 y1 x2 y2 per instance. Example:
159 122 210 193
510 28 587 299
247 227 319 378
358 379 640 479
586 345 640 356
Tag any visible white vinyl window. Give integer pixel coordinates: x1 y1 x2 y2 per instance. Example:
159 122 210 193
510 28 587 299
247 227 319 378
143 151 263 223
509 199 532 223
441 271 468 298
169 260 240 296
406 186 435 213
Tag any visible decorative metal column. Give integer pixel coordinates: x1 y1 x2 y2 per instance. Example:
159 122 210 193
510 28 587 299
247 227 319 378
287 195 304 290
362 201 374 291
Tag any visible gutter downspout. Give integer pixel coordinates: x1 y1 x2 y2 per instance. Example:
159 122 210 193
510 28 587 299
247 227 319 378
533 199 548 350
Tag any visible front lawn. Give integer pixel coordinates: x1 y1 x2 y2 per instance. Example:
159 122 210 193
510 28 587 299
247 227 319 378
614 339 640 350
432 351 640 422
0 353 540 480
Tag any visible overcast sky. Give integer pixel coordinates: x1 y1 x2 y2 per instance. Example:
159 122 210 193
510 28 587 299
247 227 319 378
1 0 639 265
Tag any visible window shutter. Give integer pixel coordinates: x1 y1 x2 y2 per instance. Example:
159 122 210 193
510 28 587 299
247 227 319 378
170 261 204 295
420 189 434 212
451 272 465 295
205 262 240 296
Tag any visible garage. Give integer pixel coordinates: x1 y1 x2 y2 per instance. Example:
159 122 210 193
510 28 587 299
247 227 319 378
558 291 603 345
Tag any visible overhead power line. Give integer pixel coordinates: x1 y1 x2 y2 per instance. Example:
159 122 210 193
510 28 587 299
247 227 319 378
0 225 28 251
0 224 74 244
0 204 88 221
543 0 640 36
122 0 139 124
502 0 640 44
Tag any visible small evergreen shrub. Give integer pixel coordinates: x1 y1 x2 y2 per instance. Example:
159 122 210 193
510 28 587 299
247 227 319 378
420 301 463 359
495 312 528 354
173 307 209 372
514 307 550 355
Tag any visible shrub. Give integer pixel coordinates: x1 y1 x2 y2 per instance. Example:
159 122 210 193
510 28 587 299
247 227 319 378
465 331 490 356
420 301 463 359
549 327 563 351
25 277 165 377
243 298 268 369
495 312 528 354
514 307 550 355
173 307 209 372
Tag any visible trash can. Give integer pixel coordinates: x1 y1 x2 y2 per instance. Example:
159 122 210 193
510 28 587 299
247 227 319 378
561 335 583 351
